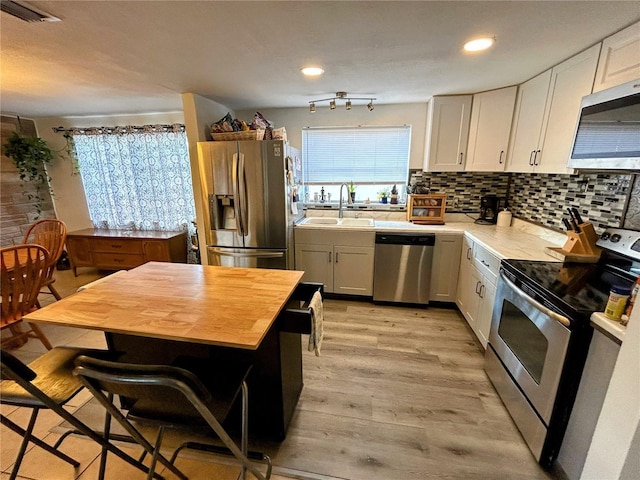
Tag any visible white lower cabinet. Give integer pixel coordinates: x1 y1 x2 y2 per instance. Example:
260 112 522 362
456 235 499 348
295 229 375 296
430 233 462 302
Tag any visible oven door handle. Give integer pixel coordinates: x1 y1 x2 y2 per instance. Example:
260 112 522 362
500 271 571 328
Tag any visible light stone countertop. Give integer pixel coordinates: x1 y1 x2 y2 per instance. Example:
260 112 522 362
296 212 566 261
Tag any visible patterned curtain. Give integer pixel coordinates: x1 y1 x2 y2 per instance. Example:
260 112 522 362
72 124 197 260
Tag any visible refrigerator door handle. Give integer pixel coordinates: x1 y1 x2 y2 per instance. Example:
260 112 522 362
232 153 244 236
209 248 284 258
238 152 249 237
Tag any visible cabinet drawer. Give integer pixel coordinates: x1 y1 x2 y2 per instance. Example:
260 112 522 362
92 252 144 269
473 244 500 284
92 239 143 254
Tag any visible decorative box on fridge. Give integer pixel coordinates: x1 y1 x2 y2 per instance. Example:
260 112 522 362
407 194 446 225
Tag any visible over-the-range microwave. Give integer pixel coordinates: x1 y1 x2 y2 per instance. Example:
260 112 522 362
568 79 640 171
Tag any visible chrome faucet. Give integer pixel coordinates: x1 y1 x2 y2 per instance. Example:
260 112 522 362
339 183 349 218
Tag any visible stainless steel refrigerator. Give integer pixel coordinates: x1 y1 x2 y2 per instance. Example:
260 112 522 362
197 139 304 269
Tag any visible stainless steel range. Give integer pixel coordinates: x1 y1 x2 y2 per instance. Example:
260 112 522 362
484 227 640 469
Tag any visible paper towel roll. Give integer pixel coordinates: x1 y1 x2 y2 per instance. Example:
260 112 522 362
497 209 512 227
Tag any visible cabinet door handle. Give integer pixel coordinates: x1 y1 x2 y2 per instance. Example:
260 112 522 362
466 247 472 260
475 280 482 295
481 259 490 267
499 150 504 164
335 252 339 263
533 149 541 166
459 152 464 165
529 150 536 166
328 252 332 263
479 284 485 298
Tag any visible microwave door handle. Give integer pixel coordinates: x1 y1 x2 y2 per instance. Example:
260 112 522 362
232 153 244 236
238 152 249 237
500 272 571 328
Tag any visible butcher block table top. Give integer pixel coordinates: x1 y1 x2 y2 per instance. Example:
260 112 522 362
24 262 304 350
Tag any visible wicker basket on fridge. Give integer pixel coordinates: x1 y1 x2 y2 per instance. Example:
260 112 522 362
209 129 265 141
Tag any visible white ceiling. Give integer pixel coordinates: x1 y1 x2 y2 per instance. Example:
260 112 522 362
1 1 639 118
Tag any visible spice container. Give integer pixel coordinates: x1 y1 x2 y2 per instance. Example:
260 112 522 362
604 285 632 320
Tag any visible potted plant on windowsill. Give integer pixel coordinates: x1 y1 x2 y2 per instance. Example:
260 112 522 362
348 181 356 203
378 188 390 204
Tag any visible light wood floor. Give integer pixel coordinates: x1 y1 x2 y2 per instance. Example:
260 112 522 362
2 268 558 480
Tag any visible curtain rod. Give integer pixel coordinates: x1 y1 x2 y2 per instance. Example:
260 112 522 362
52 124 185 134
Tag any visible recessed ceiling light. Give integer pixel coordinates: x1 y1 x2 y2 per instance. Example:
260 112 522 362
464 37 495 52
301 66 324 77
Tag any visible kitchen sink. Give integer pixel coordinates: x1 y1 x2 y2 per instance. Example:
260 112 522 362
300 217 374 227
301 217 340 225
340 218 374 226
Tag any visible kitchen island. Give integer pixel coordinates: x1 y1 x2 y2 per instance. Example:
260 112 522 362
25 262 311 440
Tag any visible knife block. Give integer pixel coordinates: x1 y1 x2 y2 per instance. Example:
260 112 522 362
545 221 601 263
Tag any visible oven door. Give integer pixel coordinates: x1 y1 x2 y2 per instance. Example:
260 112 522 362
488 271 571 425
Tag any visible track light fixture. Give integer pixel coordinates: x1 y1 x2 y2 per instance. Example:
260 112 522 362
308 92 376 112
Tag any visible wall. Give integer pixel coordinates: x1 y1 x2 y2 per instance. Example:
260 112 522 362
34 112 184 232
235 103 428 170
182 92 236 265
509 172 634 232
409 170 510 214
409 170 636 231
0 116 55 246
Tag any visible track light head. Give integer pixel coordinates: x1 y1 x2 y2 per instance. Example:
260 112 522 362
329 99 336 110
345 100 352 111
309 102 316 113
367 101 374 111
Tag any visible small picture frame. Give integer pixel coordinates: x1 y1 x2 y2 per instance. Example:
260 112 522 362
407 194 446 224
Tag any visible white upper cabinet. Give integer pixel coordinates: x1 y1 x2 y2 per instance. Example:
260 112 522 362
423 95 472 172
507 44 600 173
505 69 552 172
593 21 640 92
537 44 601 173
466 86 517 172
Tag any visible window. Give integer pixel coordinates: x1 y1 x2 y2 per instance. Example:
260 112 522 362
72 125 196 237
302 125 411 203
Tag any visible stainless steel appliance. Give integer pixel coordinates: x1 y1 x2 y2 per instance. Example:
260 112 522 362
197 140 304 269
568 79 640 171
475 195 501 224
485 227 640 468
373 233 435 304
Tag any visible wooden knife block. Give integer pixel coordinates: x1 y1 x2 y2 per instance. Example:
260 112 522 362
545 222 601 263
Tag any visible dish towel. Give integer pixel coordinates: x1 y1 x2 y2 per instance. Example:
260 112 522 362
308 290 324 356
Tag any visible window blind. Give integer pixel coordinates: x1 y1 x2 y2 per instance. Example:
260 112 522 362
302 125 411 184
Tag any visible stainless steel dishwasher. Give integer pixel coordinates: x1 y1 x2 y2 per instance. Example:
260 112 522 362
373 233 435 304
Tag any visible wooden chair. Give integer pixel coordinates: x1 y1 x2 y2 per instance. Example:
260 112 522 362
1 348 162 480
1 245 53 350
23 218 67 300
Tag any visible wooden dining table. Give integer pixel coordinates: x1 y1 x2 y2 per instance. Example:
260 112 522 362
25 261 310 440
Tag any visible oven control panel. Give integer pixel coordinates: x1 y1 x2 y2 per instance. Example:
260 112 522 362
597 228 640 261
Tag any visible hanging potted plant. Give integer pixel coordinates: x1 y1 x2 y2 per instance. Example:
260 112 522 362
3 132 55 216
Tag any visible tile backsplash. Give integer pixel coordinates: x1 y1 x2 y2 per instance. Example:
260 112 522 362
410 170 637 233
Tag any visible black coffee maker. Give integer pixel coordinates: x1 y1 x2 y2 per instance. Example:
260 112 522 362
475 195 501 224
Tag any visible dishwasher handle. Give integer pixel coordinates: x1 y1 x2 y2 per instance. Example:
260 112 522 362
375 233 435 246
